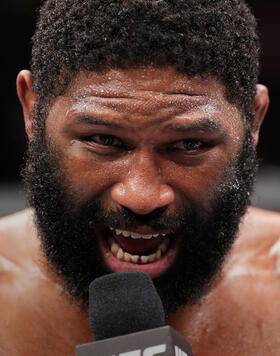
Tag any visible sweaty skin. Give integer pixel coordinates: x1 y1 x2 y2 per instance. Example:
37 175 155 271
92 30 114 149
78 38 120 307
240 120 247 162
0 67 279 355
1 208 280 355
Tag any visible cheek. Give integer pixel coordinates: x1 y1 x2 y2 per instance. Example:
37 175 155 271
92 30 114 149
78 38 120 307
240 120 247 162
167 153 231 210
57 148 126 204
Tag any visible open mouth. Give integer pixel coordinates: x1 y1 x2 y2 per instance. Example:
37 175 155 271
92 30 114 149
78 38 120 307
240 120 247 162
97 227 181 278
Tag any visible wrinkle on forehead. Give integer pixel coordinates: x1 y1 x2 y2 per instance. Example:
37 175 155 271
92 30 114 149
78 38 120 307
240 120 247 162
67 66 226 98
65 68 229 117
68 92 219 118
59 67 243 135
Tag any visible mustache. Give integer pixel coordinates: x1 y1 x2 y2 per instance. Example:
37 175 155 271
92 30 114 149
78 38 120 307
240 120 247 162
79 201 197 234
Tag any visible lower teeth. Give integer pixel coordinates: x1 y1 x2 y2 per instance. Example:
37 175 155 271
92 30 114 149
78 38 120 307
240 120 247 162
108 236 170 264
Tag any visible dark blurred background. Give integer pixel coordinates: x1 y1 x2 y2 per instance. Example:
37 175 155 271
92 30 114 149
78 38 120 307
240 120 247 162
0 0 279 216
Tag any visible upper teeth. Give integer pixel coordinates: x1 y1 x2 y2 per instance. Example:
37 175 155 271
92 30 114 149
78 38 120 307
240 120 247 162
110 228 166 240
108 236 170 264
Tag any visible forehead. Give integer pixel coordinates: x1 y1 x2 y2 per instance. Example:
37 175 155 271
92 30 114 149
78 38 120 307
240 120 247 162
68 66 227 101
51 66 243 135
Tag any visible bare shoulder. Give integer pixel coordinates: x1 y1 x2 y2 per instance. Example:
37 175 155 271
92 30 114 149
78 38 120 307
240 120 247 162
0 209 39 272
0 208 34 233
0 210 92 355
237 206 280 251
225 206 280 274
242 206 280 231
0 208 35 243
220 206 280 315
181 208 280 354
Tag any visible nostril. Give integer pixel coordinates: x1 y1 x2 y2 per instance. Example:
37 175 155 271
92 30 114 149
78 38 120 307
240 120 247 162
110 181 174 215
111 183 126 200
160 184 175 205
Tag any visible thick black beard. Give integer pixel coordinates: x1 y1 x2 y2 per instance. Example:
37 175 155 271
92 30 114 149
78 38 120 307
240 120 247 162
22 123 258 316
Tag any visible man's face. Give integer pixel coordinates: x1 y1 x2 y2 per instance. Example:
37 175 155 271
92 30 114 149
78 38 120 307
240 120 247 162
23 66 257 314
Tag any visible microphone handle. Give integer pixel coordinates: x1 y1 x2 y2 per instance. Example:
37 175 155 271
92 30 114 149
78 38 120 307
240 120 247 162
76 326 193 356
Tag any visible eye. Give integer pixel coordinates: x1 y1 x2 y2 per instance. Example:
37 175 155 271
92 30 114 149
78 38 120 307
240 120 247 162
89 134 121 147
171 139 205 152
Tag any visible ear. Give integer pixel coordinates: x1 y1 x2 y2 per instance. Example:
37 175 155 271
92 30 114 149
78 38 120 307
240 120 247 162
16 70 36 141
251 84 269 145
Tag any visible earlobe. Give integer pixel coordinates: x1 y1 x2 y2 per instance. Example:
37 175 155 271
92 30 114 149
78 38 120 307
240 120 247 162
16 70 36 141
251 84 269 145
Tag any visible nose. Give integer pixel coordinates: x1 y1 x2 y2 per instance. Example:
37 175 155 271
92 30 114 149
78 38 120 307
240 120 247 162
110 152 175 215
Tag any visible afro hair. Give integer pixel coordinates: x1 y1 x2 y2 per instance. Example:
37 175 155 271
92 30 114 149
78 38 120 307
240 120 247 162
31 0 260 121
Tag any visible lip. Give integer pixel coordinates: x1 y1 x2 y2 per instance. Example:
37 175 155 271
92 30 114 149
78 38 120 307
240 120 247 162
97 230 181 279
110 226 170 235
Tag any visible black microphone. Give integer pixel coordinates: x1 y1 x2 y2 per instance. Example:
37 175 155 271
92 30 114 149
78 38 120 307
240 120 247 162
76 271 193 356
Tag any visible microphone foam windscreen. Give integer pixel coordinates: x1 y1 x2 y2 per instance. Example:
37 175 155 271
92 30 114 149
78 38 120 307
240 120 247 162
89 271 165 340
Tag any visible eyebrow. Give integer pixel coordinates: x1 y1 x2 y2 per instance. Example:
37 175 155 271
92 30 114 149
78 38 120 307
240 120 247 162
165 118 225 134
70 115 123 129
72 91 205 101
70 115 225 135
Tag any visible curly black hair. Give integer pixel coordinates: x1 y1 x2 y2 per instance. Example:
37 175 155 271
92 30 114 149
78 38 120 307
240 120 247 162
31 0 260 122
